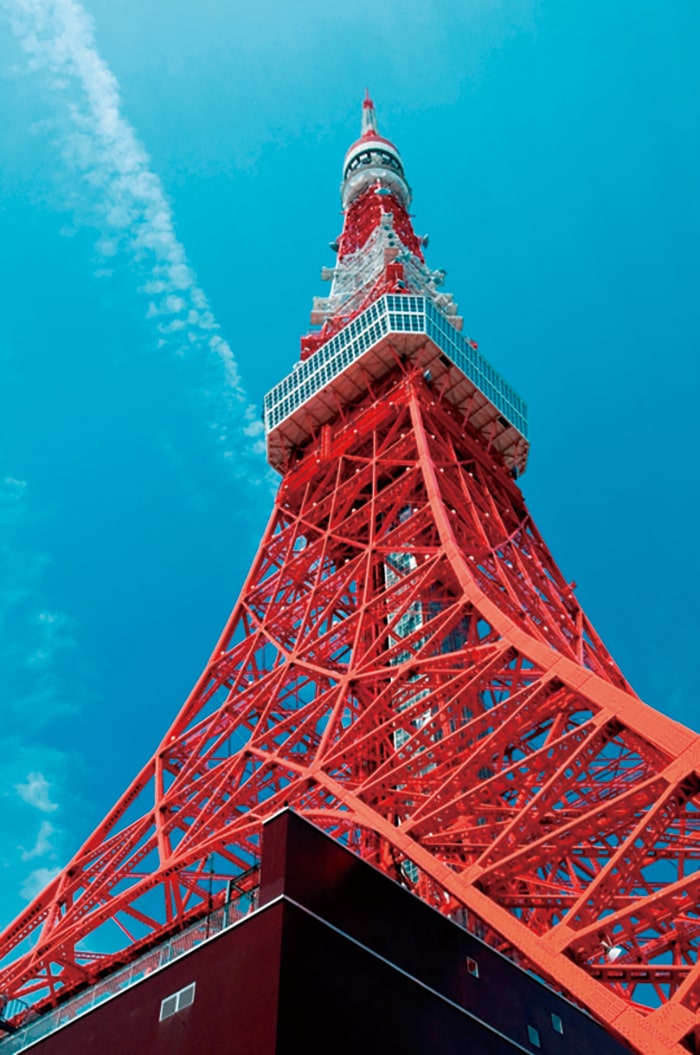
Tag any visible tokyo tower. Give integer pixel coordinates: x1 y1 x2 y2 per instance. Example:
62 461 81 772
1 95 699 1055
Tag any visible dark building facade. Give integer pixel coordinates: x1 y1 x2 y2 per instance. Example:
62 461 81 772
2 811 633 1055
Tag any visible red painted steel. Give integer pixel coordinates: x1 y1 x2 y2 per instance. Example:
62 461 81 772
1 99 699 1055
339 184 424 261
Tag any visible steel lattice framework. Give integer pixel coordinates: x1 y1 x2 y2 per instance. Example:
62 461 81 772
1 97 699 1055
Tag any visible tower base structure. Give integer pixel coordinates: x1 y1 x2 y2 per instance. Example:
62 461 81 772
2 811 631 1055
3 96 698 1055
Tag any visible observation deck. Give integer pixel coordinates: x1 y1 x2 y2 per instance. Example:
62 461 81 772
264 295 529 475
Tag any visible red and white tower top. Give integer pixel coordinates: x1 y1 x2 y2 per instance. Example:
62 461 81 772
339 91 419 252
302 94 462 356
272 96 528 477
341 90 412 213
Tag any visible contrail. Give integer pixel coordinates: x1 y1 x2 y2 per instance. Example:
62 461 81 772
2 0 264 469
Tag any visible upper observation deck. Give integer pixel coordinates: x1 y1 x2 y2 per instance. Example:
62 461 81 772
264 294 529 475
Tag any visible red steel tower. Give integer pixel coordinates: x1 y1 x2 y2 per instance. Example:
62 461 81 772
1 96 699 1055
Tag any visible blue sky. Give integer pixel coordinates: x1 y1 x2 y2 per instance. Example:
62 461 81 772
0 0 697 930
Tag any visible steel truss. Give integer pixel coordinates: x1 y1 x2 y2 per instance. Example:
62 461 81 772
1 367 699 1055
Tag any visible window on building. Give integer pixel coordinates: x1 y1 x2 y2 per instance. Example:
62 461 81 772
527 1024 541 1048
551 1012 564 1034
159 982 196 1022
465 956 479 978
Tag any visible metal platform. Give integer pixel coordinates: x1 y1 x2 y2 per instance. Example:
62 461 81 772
264 295 529 474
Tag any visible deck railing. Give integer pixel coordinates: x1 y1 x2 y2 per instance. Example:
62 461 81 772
0 888 257 1054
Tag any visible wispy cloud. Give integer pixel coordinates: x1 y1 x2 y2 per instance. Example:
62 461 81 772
15 772 58 814
2 0 265 471
20 819 56 861
0 0 270 935
19 866 60 902
0 478 79 734
0 476 81 920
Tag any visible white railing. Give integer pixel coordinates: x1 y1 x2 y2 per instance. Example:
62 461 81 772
263 295 528 441
0 889 257 1054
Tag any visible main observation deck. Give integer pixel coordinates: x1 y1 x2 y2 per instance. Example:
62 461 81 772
264 295 529 474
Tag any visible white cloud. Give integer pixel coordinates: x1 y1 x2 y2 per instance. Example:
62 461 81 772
20 819 56 861
19 866 59 902
3 0 266 469
0 476 81 922
0 476 27 525
15 772 58 814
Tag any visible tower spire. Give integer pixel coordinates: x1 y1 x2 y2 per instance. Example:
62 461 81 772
302 95 462 359
361 88 378 136
340 92 411 212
